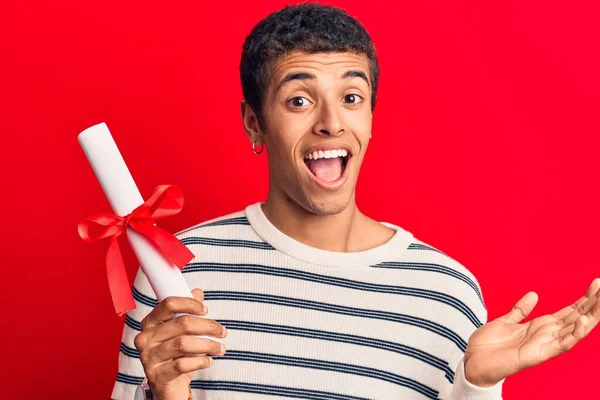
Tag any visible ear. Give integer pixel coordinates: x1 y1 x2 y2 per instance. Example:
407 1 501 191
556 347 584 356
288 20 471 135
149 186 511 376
240 99 264 145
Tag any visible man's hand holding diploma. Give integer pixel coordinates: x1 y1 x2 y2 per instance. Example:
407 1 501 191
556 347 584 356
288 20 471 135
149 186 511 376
134 289 228 400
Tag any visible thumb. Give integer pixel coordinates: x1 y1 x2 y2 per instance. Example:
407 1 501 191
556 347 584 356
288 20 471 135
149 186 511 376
500 291 539 324
191 288 205 303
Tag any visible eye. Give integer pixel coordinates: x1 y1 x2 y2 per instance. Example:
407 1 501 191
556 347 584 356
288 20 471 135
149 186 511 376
343 93 363 104
288 96 312 109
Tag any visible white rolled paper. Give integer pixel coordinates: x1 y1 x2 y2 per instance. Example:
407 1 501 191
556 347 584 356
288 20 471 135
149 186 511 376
78 122 218 351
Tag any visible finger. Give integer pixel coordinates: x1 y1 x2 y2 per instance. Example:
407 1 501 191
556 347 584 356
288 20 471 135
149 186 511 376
552 278 600 321
500 292 539 324
581 287 600 322
556 315 589 353
558 288 599 328
151 356 214 383
591 290 600 321
141 296 207 330
581 294 600 335
584 278 600 297
552 296 588 322
192 288 205 303
149 336 225 364
149 315 227 344
556 298 600 336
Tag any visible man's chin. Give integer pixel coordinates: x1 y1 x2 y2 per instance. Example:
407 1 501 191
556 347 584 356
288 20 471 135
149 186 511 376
303 193 353 216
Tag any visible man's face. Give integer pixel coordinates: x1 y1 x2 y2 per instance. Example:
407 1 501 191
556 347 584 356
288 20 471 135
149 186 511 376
245 51 373 216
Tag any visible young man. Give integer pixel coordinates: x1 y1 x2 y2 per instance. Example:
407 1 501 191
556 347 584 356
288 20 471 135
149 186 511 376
112 3 599 400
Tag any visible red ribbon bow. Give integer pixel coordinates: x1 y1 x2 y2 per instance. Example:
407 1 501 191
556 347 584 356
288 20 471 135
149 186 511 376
77 185 194 316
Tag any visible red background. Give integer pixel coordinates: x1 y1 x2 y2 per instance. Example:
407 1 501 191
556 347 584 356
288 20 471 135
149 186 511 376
1 0 599 398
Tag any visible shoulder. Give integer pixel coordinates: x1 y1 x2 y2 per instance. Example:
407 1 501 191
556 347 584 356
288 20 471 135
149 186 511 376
174 208 250 239
418 236 487 311
383 221 481 289
408 236 482 288
385 225 488 317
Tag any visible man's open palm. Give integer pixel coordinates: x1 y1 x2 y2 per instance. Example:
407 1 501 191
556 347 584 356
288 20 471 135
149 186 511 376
463 278 600 387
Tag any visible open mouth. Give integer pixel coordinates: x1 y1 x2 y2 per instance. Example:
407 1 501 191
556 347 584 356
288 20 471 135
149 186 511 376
303 148 352 184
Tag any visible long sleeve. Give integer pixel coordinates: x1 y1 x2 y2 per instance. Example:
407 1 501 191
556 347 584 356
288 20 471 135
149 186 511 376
110 267 155 400
448 356 505 400
448 294 505 399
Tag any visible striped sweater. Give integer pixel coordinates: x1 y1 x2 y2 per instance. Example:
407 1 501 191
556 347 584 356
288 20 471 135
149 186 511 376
111 202 505 400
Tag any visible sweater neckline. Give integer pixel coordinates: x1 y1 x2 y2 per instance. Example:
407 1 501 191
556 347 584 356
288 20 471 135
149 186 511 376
244 202 414 268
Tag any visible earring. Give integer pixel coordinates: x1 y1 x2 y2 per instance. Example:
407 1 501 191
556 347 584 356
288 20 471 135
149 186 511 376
252 140 264 155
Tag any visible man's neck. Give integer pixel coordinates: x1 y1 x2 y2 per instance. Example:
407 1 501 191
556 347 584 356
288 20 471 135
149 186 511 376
261 192 393 253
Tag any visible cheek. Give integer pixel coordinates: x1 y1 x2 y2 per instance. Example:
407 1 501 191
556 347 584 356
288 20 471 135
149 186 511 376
268 119 309 160
348 112 372 140
266 130 303 168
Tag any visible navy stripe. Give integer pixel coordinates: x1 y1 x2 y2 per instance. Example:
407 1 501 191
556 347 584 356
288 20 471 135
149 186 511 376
116 372 144 385
129 287 468 351
190 380 369 400
181 262 482 328
200 217 251 227
408 242 447 255
120 342 139 358
128 288 467 352
176 216 250 236
208 291 468 352
213 350 439 399
372 261 484 307
180 237 274 250
217 319 454 383
118 315 455 383
125 314 142 331
133 287 159 307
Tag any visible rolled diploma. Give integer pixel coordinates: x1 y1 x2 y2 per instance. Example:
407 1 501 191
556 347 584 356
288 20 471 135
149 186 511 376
78 122 218 352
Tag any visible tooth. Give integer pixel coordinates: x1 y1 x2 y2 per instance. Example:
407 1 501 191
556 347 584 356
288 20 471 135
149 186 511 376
308 153 313 160
337 149 343 157
312 151 319 160
326 150 333 158
318 150 324 159
342 149 348 157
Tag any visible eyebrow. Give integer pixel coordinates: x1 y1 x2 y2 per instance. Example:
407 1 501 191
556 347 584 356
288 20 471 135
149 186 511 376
274 70 370 94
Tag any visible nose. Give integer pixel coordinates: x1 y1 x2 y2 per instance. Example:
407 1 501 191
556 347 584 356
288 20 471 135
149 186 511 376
312 101 346 137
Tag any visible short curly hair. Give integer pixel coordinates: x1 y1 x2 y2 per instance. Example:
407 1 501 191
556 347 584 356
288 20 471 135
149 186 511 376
240 2 379 130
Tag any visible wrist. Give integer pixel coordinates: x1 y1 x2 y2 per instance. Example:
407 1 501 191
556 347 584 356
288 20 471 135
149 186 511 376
464 359 502 388
145 381 192 400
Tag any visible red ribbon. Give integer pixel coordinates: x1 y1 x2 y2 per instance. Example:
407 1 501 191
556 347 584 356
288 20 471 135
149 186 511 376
77 185 194 316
